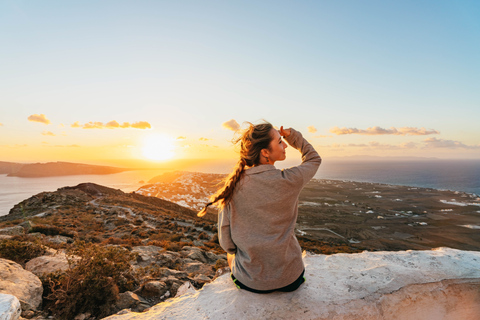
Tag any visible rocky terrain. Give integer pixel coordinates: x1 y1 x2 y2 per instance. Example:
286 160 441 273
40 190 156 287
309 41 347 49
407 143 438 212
0 182 228 320
0 161 131 177
1 171 480 319
138 171 480 252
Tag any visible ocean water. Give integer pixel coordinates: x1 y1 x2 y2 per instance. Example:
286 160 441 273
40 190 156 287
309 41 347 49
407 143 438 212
0 169 166 217
317 159 480 196
1 160 479 217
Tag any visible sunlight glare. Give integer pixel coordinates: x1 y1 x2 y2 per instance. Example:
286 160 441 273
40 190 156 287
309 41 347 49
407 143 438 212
142 135 175 161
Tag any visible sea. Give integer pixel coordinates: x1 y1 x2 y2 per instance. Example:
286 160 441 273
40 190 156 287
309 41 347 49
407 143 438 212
1 160 479 217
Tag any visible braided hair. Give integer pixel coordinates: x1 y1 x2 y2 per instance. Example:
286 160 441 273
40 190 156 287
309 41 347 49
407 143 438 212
198 121 273 217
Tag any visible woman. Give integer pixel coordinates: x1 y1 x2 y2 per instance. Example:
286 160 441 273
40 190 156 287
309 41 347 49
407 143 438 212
198 121 321 293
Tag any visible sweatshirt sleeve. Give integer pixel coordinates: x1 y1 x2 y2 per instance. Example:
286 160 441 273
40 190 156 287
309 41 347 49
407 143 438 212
282 128 322 186
218 203 237 254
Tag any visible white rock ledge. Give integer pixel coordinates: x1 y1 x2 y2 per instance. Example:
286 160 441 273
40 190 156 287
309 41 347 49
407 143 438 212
104 248 480 320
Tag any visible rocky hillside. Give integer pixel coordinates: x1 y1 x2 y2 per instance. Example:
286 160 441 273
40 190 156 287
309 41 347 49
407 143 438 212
1 161 131 177
0 182 359 320
0 183 226 320
137 171 480 252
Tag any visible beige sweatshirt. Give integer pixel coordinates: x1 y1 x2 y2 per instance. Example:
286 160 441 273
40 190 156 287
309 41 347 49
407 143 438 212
218 128 321 290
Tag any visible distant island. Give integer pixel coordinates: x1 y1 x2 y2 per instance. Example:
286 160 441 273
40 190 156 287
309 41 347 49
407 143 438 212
0 161 132 178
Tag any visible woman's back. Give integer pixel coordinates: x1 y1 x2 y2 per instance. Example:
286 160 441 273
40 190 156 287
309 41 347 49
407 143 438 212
219 128 321 291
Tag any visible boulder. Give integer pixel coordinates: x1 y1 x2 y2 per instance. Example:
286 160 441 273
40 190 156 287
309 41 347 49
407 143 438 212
180 246 207 264
0 259 43 311
131 246 164 266
142 281 168 296
115 292 150 313
174 281 195 298
25 253 69 276
103 248 480 320
0 226 24 236
0 293 21 320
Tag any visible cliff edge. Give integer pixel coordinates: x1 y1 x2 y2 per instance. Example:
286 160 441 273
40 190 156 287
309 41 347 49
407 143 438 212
105 247 480 320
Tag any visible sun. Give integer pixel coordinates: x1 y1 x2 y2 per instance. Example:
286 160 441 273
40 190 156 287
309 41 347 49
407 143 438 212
141 134 175 161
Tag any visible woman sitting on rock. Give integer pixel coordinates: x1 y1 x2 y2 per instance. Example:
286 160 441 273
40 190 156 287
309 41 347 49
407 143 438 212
198 121 321 293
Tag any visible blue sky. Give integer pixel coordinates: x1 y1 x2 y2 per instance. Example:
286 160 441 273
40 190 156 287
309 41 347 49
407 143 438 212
1 0 479 164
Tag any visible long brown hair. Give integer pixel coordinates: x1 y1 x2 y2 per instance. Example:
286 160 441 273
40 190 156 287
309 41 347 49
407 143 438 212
197 121 273 217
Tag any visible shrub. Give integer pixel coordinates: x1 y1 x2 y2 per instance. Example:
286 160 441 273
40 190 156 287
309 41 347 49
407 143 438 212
30 224 75 238
42 241 138 320
0 238 46 267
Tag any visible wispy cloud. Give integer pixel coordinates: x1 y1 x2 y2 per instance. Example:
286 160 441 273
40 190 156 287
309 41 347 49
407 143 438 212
42 131 55 136
330 126 439 136
222 119 240 131
423 138 480 149
71 120 151 129
307 126 317 133
324 141 418 150
28 114 51 125
0 123 3 126
199 137 211 141
177 136 186 140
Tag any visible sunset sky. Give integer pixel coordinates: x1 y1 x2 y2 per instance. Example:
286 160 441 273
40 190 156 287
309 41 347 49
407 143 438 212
1 1 479 169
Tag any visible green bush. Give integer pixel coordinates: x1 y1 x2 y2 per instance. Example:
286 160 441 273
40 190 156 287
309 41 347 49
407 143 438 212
0 239 46 266
42 241 138 320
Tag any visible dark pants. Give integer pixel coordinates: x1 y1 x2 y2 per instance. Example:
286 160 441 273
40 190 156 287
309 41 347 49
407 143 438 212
231 269 305 294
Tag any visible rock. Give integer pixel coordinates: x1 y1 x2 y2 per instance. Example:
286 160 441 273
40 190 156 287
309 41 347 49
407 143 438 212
115 292 150 313
73 312 91 320
142 281 168 296
193 274 211 283
0 226 24 236
131 246 164 266
18 221 34 232
103 248 480 320
45 235 73 244
20 310 35 319
25 253 69 276
0 259 43 311
205 251 224 262
174 281 195 297
0 235 12 240
180 246 207 263
182 262 204 273
0 293 21 320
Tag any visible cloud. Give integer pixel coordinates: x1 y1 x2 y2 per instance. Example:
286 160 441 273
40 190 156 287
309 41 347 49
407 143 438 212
199 137 211 141
330 126 439 136
106 120 120 128
71 120 151 129
307 126 317 133
322 141 418 150
28 114 51 124
423 138 480 149
131 121 151 129
42 131 55 136
83 121 105 129
222 119 240 131
0 123 3 126
177 136 186 140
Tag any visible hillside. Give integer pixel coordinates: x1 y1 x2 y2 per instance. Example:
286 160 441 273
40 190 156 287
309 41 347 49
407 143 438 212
138 171 480 252
1 161 131 177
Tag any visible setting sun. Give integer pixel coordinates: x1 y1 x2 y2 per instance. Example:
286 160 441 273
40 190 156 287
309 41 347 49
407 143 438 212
141 135 175 161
